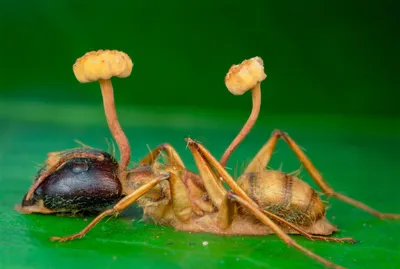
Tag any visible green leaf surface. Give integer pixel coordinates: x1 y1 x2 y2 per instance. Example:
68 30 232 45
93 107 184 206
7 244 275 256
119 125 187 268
1 103 399 269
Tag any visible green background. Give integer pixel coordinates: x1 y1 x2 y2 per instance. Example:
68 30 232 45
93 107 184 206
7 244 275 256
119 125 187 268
1 0 399 115
0 1 399 269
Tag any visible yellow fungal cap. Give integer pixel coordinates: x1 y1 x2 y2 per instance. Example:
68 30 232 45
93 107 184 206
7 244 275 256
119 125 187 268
224 57 266 95
73 49 133 83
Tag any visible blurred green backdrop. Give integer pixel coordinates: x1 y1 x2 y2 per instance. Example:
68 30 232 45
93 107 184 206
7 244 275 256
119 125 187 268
0 0 398 115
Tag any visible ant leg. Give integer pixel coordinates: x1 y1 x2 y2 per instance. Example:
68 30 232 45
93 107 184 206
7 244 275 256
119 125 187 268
228 192 346 269
164 167 193 221
261 209 354 243
139 143 185 168
139 144 213 217
243 130 280 174
50 173 170 242
188 141 236 229
138 144 194 219
25 151 105 201
186 138 346 269
187 138 354 242
272 130 399 219
186 138 257 204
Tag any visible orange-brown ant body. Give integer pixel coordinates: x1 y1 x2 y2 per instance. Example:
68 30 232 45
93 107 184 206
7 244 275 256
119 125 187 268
16 51 400 269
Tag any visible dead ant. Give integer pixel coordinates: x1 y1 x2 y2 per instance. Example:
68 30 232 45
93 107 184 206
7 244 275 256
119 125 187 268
16 50 399 269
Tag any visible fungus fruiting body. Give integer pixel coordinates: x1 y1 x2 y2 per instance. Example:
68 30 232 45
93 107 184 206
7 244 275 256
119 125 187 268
220 57 267 167
73 49 133 180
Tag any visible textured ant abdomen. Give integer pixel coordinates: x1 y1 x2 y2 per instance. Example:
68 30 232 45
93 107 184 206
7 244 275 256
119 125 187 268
237 170 325 226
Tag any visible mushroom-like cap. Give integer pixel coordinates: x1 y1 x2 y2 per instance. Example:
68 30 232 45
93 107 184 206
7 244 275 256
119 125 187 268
73 49 133 83
224 56 266 95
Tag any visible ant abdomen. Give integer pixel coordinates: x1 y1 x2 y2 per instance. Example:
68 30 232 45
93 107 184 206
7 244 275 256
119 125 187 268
237 170 325 226
19 149 123 214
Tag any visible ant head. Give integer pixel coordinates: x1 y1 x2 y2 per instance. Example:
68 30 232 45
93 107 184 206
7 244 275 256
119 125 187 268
16 148 123 215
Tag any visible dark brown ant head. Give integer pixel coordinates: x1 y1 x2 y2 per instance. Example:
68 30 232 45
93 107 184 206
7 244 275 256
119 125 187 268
16 148 123 215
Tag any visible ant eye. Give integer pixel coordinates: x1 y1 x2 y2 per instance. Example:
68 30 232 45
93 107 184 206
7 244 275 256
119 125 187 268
72 161 90 174
35 187 43 196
